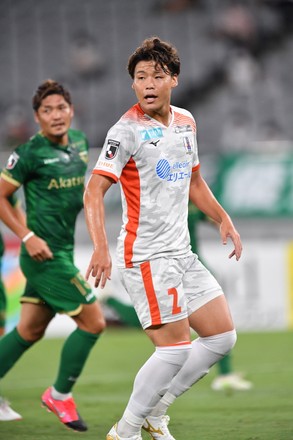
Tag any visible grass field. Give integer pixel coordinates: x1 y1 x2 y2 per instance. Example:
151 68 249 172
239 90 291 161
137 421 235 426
0 328 292 440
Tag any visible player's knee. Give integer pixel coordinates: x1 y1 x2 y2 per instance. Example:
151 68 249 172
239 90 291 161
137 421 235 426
82 314 106 334
199 329 237 356
93 314 106 334
17 323 46 342
155 343 192 367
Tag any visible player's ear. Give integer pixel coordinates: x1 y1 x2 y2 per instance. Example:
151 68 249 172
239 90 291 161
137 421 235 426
34 112 40 124
171 74 178 89
70 105 74 118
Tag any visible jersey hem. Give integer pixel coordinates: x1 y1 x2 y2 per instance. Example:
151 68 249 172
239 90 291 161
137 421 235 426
92 169 118 183
1 172 21 187
117 249 193 268
192 163 200 172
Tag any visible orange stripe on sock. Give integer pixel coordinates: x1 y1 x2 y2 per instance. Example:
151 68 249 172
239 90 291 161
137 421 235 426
140 261 161 326
160 341 192 347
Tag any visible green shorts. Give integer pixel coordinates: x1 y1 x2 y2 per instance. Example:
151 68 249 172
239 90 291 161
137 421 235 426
20 250 96 316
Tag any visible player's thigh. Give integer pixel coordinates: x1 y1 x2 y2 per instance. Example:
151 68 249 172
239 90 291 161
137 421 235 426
17 302 54 341
72 301 106 334
145 317 191 346
189 294 234 337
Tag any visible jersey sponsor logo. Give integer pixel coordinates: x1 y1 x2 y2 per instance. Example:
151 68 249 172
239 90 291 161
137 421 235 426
183 136 193 155
174 124 192 133
140 127 163 141
97 160 114 169
105 139 120 160
47 175 85 190
156 159 192 182
6 152 19 170
44 158 60 165
156 159 171 179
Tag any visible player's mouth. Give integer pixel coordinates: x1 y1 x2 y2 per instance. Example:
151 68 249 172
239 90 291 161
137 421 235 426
51 123 65 129
144 94 157 103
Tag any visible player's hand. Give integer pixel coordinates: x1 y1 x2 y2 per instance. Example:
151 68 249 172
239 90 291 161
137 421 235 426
220 217 242 261
24 235 54 261
86 248 112 289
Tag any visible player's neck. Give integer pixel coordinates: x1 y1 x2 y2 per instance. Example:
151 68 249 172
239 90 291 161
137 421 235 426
145 107 172 127
43 132 69 146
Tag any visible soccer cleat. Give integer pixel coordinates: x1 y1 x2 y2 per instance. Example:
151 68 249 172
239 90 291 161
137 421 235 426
143 415 176 440
41 387 87 432
211 373 253 391
0 397 22 421
106 423 142 440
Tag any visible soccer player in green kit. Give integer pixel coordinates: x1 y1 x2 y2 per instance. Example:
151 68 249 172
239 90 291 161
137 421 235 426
0 80 105 430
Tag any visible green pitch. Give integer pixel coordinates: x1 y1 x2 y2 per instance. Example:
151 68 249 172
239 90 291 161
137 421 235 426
0 328 292 440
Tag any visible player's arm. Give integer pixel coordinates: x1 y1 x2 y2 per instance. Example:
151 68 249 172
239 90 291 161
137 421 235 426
0 178 29 239
189 168 242 260
10 197 26 227
83 173 113 288
0 177 53 261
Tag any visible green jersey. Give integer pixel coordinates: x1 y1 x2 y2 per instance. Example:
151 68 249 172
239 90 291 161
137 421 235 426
1 129 88 253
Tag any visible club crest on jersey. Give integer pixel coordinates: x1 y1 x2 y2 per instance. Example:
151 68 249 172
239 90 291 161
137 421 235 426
105 139 120 160
6 152 19 170
182 137 193 155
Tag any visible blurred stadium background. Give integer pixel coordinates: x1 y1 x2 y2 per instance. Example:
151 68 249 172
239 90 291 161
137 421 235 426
0 0 293 334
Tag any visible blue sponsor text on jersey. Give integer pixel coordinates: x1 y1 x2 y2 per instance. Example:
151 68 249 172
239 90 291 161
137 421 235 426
156 159 191 181
140 127 164 141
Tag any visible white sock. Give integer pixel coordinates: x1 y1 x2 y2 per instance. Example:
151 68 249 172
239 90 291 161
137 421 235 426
51 386 72 401
149 330 237 417
117 343 191 437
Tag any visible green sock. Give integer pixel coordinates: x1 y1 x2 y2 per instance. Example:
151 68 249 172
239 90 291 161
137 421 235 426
54 327 100 393
0 327 34 379
106 297 140 327
218 353 232 375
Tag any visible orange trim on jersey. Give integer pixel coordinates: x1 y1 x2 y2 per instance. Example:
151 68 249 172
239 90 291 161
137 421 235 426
140 261 162 326
92 169 118 183
120 158 140 267
192 163 200 173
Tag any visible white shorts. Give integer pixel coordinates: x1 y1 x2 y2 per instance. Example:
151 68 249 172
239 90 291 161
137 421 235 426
118 254 223 329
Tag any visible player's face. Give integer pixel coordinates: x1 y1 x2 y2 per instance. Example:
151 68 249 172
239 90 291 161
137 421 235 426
132 60 178 121
34 94 74 145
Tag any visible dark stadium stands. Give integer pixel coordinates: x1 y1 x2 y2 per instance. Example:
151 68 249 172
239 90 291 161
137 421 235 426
0 0 292 154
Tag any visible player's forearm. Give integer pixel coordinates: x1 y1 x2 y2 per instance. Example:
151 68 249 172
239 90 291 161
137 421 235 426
189 177 229 226
83 188 109 252
0 197 29 239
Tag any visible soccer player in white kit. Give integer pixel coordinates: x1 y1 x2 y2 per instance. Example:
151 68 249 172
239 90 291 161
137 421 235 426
84 37 242 440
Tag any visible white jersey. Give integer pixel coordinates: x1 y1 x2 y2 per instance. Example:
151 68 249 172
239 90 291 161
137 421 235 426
93 103 200 268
